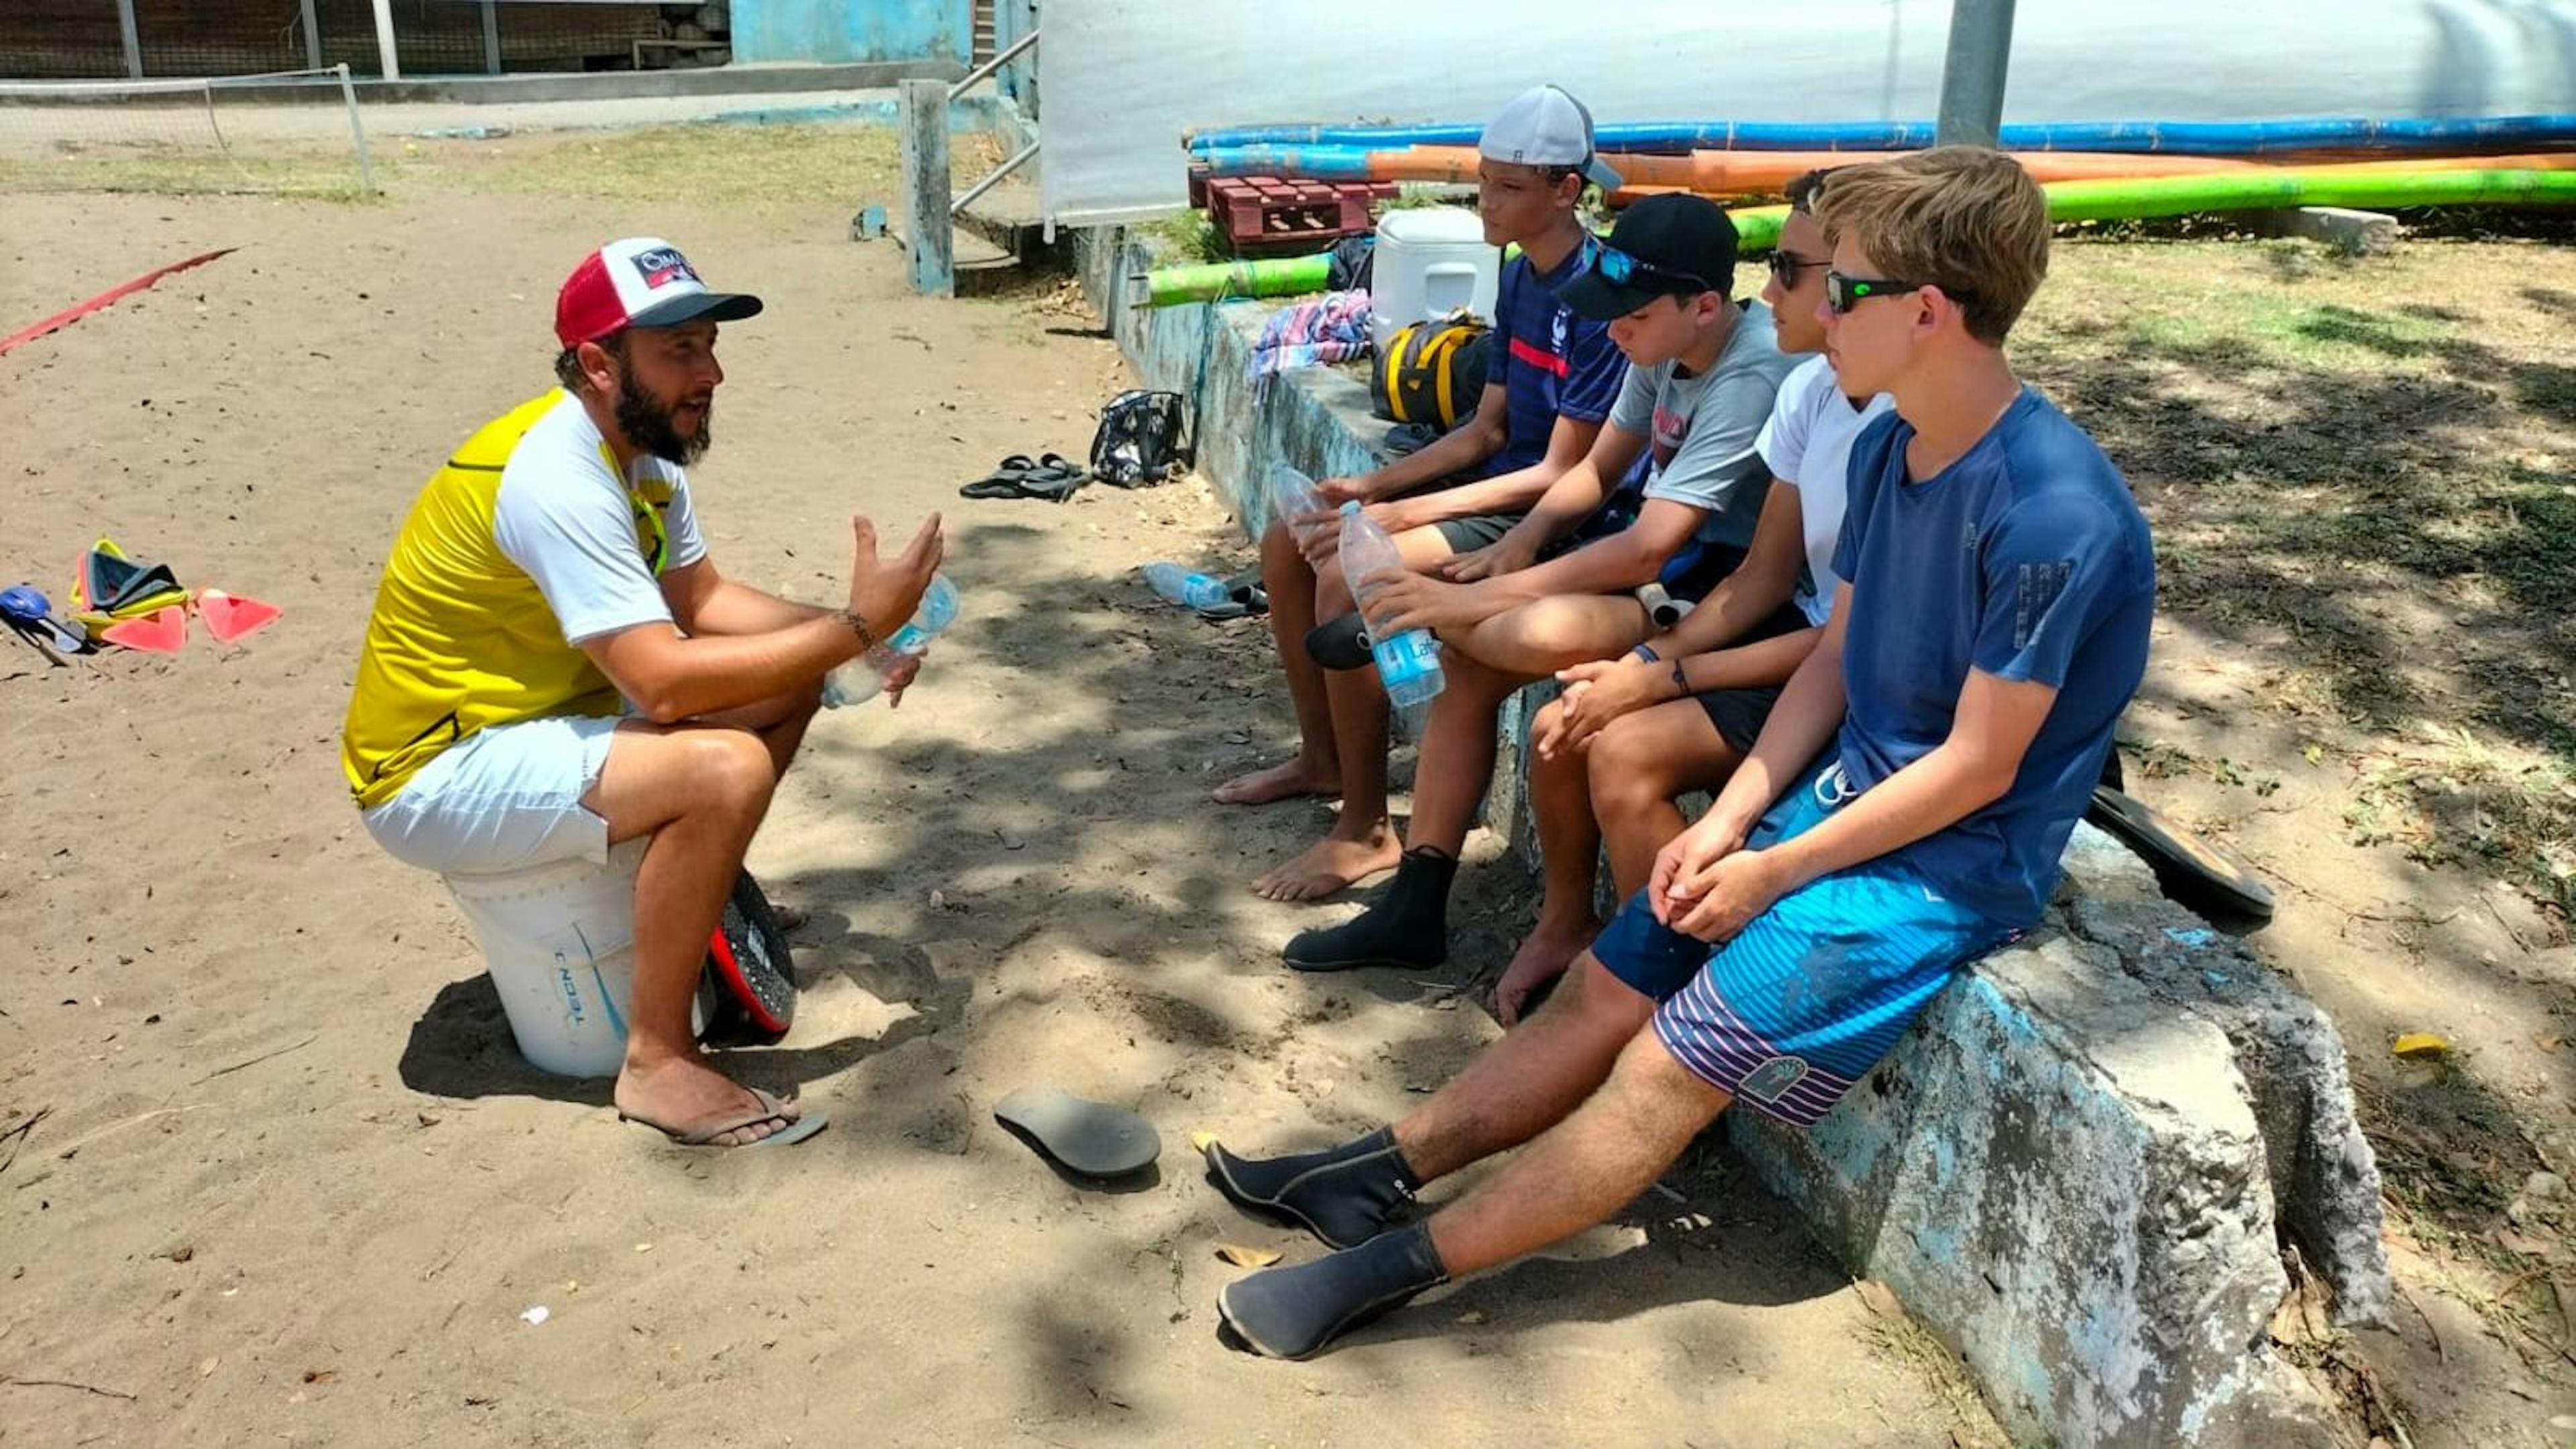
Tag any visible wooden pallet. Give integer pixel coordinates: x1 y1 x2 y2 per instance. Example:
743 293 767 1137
1203 176 1397 256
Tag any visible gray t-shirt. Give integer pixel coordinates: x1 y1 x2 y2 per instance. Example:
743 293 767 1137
1607 301 1801 553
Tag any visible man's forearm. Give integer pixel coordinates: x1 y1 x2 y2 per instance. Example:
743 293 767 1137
688 579 827 637
628 610 875 722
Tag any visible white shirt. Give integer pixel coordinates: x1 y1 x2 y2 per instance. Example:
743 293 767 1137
490 392 708 645
1755 355 1895 627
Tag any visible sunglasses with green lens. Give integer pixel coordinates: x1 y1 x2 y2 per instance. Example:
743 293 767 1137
1824 270 1932 315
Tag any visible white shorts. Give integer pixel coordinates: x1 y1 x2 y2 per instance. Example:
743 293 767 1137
362 714 623 877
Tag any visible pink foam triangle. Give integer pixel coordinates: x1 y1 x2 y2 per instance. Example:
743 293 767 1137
101 604 187 655
198 589 281 645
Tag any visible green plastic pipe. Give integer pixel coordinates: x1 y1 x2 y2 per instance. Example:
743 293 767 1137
1143 255 1334 306
1143 169 2573 305
1723 167 2575 252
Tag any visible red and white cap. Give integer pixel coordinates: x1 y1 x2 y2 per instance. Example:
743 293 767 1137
554 236 763 350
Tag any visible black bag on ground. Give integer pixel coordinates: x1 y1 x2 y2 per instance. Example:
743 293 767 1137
1370 317 1490 431
1089 389 1195 488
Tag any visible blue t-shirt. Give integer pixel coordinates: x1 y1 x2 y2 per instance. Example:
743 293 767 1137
1483 241 1625 478
1829 389 2156 928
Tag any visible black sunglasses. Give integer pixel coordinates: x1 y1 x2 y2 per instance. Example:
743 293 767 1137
1825 269 1970 315
1767 252 1831 286
1594 244 1713 297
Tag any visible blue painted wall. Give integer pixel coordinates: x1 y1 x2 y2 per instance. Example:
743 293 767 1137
730 0 971 66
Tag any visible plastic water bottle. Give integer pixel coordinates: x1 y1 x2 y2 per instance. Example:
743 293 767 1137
1335 501 1446 708
1142 562 1230 612
1266 464 1326 540
821 572 959 708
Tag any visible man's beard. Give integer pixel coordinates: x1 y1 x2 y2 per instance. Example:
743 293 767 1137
614 371 713 466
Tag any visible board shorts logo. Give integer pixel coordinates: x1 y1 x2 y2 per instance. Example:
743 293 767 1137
631 246 700 290
1737 1055 1811 1104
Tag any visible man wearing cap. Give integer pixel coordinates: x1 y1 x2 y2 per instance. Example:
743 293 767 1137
342 237 945 1149
1281 194 1801 975
1221 83 1629 907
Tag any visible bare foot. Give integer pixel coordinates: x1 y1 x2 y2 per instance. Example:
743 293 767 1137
1253 821 1402 902
613 1052 796 1147
1493 915 1600 1026
1212 755 1339 806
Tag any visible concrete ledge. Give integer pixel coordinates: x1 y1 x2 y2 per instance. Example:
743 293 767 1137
2250 206 2400 256
1077 225 2390 1446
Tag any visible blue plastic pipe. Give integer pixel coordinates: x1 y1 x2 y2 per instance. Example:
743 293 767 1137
1186 113 2576 158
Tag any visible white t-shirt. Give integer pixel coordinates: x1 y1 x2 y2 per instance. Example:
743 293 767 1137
1756 355 1895 627
490 392 708 645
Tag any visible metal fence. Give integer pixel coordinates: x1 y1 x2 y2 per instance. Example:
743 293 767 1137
1 0 684 80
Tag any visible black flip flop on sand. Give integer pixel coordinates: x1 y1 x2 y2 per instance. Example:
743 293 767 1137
991 1087 1161 1178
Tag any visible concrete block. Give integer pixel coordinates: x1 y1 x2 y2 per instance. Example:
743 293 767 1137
2251 206 2400 256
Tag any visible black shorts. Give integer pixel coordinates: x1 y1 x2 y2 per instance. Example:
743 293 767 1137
1432 512 1520 552
1697 686 1782 752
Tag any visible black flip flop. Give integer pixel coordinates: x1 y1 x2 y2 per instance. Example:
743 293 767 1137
960 453 1041 499
2084 785 2275 925
1304 611 1374 671
991 1086 1161 1179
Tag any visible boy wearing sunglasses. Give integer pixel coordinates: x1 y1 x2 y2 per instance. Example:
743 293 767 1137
1281 192 1799 973
1224 84 1629 909
1201 149 2155 1361
1494 168 1890 1021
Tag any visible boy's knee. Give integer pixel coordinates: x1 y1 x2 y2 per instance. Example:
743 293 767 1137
1586 718 1666 804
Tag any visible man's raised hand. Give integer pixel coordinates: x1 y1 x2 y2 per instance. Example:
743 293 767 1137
847 512 947 639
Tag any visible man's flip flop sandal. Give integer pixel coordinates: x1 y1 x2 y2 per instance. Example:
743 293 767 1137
1304 611 1374 671
702 870 796 1044
991 1086 1161 1179
960 453 1090 502
2084 785 2275 925
621 1085 827 1148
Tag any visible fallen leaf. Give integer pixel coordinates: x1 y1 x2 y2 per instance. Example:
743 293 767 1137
1855 1279 1904 1318
2537 1036 2565 1054
2392 1032 2451 1059
1187 1130 1220 1155
1214 1244 1283 1269
1454 1309 1488 1325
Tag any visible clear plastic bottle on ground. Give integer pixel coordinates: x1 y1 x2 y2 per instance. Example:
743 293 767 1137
821 572 959 708
1335 500 1446 709
1142 561 1230 612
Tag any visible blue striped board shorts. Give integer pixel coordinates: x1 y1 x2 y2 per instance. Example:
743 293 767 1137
1589 755 2019 1127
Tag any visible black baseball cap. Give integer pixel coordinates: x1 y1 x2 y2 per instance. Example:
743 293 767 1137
1558 194 1741 321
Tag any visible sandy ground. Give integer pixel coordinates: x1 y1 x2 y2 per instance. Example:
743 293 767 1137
0 193 1994 1446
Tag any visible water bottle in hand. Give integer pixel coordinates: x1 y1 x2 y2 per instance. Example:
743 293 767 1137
1266 464 1326 541
1143 562 1230 612
822 572 959 708
1336 501 1446 708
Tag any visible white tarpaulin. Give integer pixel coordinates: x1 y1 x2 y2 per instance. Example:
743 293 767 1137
1039 0 2576 225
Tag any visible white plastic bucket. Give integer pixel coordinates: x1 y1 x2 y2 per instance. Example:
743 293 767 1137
1370 207 1499 356
441 839 651 1078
